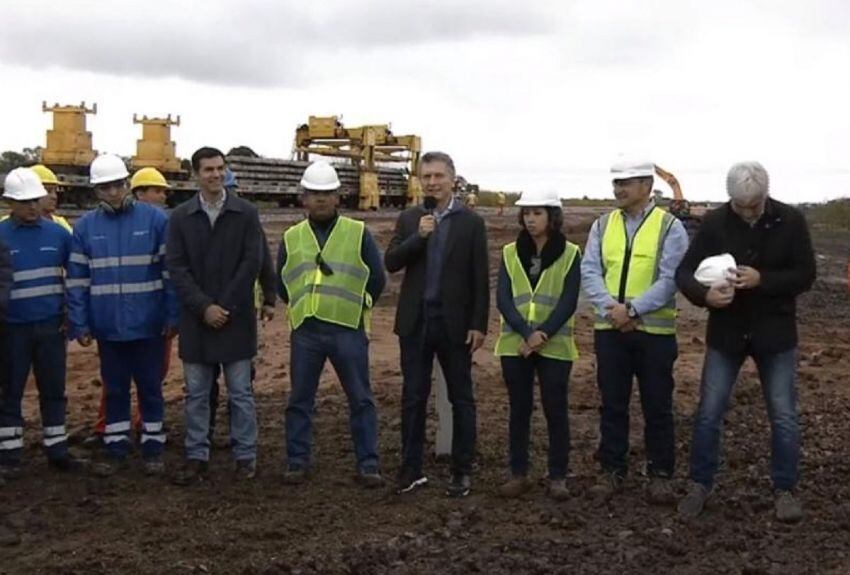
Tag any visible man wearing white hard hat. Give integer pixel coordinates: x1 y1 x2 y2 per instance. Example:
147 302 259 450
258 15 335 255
580 157 688 503
66 154 178 477
495 189 581 500
166 147 263 485
0 168 82 477
275 160 386 487
675 161 815 523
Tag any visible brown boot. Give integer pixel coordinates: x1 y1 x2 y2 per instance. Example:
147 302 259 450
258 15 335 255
588 472 623 500
646 476 677 505
498 475 531 498
547 478 570 501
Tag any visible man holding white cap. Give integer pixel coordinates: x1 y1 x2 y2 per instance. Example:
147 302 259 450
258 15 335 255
581 157 688 503
675 161 815 523
0 168 82 477
67 154 178 477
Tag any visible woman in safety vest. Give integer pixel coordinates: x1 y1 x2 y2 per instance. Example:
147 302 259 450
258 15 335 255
494 188 581 500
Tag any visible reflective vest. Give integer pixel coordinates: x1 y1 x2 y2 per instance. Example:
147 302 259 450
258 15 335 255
495 241 580 360
281 216 370 330
594 207 677 335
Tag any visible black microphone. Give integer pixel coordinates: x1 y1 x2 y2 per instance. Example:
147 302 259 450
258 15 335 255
423 196 437 215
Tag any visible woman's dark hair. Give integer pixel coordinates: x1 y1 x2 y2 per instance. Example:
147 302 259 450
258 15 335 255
518 206 564 235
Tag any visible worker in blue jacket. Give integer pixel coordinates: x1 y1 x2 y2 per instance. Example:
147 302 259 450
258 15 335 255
66 154 179 477
0 168 82 478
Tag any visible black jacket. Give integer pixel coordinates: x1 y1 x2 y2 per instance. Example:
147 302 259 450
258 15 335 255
166 192 263 363
385 204 489 343
675 198 816 355
0 239 12 322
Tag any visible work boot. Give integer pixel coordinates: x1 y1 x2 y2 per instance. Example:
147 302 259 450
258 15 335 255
48 454 86 473
234 459 257 481
0 518 20 547
91 458 129 478
547 478 570 501
647 476 677 505
395 467 428 494
82 433 103 450
588 472 623 500
775 490 803 523
498 475 531 499
281 464 309 486
172 459 209 486
357 466 384 489
677 482 711 520
142 456 165 477
446 474 471 498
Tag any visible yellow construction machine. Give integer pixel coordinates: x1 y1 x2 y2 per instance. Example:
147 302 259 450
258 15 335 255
293 116 421 209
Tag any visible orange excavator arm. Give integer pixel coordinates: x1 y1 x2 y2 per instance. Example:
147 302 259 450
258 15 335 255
654 164 684 201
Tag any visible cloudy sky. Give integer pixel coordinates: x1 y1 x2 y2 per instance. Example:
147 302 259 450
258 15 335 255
1 0 849 201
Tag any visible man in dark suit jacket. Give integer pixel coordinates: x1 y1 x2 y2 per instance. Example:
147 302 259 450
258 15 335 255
385 151 489 497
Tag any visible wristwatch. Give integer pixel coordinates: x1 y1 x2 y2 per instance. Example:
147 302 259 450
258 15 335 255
626 302 640 320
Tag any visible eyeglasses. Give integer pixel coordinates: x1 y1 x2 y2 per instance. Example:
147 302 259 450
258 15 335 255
315 253 334 276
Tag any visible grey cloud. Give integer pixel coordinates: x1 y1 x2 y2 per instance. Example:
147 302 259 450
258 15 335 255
0 0 554 87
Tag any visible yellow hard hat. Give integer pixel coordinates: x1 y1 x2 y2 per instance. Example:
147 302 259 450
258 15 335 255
130 167 170 190
30 164 60 186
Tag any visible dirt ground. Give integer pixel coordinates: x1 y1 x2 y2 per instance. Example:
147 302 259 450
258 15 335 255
1 207 849 574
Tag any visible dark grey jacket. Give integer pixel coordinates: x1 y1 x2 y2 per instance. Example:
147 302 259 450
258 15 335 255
166 192 263 363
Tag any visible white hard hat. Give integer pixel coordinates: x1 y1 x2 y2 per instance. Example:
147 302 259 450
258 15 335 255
611 156 655 180
90 154 130 185
515 189 562 207
3 167 47 201
694 253 737 286
300 160 341 191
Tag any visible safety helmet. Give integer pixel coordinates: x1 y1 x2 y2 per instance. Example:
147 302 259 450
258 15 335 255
3 167 47 201
611 157 655 180
300 160 341 191
90 154 130 185
30 164 60 186
515 189 562 207
694 253 737 286
130 167 170 190
224 168 239 189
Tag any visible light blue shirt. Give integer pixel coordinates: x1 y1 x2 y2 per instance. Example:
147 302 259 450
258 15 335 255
580 202 689 318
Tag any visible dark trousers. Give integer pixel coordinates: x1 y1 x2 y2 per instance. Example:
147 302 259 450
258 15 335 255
0 318 68 464
594 329 677 478
501 355 572 480
399 313 477 476
98 337 165 459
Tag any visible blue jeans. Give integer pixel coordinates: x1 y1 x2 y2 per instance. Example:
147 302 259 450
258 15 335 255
286 320 379 472
98 337 165 459
0 318 68 464
184 360 256 462
689 347 799 491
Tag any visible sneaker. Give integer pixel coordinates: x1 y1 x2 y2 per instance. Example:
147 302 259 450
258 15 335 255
172 459 209 486
396 468 428 494
775 490 803 523
647 476 677 505
357 467 385 489
48 454 86 473
498 475 531 499
677 482 711 519
142 456 165 477
0 464 22 481
547 478 570 501
235 459 257 481
91 458 129 478
588 472 623 500
446 474 471 498
281 464 309 485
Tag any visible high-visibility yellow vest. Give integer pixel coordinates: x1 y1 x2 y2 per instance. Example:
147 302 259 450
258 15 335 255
281 217 370 330
495 241 580 360
594 207 677 335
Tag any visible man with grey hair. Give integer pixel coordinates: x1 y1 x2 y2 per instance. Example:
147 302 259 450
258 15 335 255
675 161 816 523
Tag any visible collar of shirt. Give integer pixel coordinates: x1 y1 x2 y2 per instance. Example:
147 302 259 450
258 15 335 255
199 189 227 212
434 195 456 223
620 200 655 222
